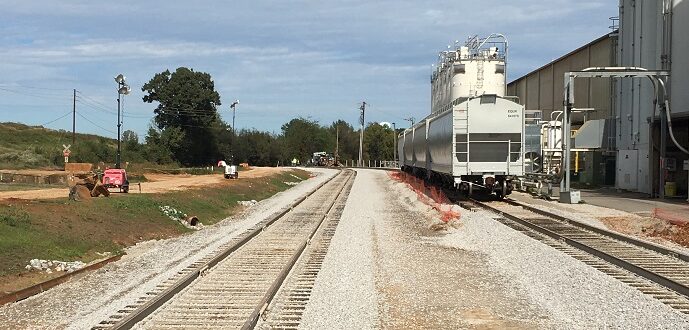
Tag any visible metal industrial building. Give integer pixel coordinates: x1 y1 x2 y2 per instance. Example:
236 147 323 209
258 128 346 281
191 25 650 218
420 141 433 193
508 0 689 199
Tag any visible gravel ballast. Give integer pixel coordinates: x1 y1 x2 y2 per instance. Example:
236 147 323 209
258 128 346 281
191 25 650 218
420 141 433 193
0 168 337 329
303 169 689 329
301 169 551 329
436 207 689 328
299 170 379 329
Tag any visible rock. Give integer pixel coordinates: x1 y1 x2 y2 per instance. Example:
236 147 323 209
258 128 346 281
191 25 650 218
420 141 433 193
30 259 42 268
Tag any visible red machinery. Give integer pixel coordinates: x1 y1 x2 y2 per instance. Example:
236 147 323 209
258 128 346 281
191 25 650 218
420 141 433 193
102 169 130 193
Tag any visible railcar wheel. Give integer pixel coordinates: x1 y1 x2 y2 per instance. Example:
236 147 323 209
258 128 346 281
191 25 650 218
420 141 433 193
495 182 507 199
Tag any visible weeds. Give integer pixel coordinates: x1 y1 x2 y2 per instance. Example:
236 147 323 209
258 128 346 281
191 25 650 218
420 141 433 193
0 208 31 227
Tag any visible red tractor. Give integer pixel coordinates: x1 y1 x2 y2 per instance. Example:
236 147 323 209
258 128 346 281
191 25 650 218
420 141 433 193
102 169 130 193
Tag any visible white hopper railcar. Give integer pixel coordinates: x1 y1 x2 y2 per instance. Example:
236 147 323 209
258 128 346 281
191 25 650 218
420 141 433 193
398 34 524 197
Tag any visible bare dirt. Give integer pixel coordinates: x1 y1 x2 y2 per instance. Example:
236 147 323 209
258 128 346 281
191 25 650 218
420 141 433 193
0 169 64 176
0 167 286 200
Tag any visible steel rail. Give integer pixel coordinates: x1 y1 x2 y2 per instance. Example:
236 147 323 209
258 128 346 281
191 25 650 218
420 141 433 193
108 171 342 330
242 171 355 329
473 199 689 299
0 254 123 306
502 198 689 262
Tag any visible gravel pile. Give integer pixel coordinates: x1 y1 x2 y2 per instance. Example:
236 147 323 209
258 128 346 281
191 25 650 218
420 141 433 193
0 168 337 329
436 208 689 329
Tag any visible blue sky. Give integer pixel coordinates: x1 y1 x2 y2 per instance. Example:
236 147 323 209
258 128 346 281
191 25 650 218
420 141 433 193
0 1 617 139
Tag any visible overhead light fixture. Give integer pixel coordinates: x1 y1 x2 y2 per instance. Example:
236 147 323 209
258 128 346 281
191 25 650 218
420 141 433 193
114 74 126 84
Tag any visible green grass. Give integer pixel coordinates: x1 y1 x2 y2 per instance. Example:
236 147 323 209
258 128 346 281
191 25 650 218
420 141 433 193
0 122 122 169
0 207 120 276
0 169 310 278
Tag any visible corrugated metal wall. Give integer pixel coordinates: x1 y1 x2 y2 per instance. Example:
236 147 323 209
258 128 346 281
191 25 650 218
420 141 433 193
506 35 616 124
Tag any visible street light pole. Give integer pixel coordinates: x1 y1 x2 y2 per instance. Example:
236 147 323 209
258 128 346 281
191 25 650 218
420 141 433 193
229 100 239 163
114 74 130 169
117 94 121 168
230 100 239 133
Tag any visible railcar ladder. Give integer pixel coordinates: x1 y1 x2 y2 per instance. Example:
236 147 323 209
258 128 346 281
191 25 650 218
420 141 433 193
454 106 469 174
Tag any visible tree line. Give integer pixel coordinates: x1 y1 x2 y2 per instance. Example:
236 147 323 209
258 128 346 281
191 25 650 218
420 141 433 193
118 67 399 167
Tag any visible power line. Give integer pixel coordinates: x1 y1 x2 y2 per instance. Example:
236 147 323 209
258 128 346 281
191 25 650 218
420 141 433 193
0 87 73 101
76 111 116 135
76 97 118 115
76 91 117 111
39 111 73 126
76 98 152 119
0 84 74 92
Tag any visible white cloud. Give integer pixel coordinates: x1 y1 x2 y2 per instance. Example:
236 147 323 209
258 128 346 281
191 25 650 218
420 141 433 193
0 0 618 136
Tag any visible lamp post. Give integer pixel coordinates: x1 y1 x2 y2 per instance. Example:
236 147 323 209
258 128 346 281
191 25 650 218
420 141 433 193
229 100 239 163
230 100 239 133
114 74 130 169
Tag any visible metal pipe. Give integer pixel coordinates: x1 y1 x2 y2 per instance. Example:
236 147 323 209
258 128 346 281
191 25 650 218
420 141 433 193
655 79 688 154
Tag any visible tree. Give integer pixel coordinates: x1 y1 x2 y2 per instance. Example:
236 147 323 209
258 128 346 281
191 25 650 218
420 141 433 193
122 130 144 162
233 129 281 166
141 67 223 165
328 120 358 162
144 126 185 165
280 117 330 163
122 130 138 144
364 122 394 161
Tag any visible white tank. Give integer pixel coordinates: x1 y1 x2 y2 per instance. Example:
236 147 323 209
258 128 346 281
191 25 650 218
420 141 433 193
543 121 562 150
430 35 508 114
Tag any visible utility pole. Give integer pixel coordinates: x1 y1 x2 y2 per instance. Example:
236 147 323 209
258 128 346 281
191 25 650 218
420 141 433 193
358 101 366 167
392 122 396 167
335 123 340 166
72 89 76 145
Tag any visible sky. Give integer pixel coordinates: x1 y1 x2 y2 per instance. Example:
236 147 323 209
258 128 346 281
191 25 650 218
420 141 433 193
0 1 618 140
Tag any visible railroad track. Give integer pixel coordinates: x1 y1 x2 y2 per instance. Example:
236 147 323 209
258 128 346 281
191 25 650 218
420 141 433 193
96 170 355 329
458 196 689 313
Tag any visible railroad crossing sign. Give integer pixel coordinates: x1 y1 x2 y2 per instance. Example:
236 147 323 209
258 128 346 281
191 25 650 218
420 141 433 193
63 144 71 163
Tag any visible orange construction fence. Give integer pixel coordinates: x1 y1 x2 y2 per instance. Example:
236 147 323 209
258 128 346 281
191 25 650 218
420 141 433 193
389 171 460 223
